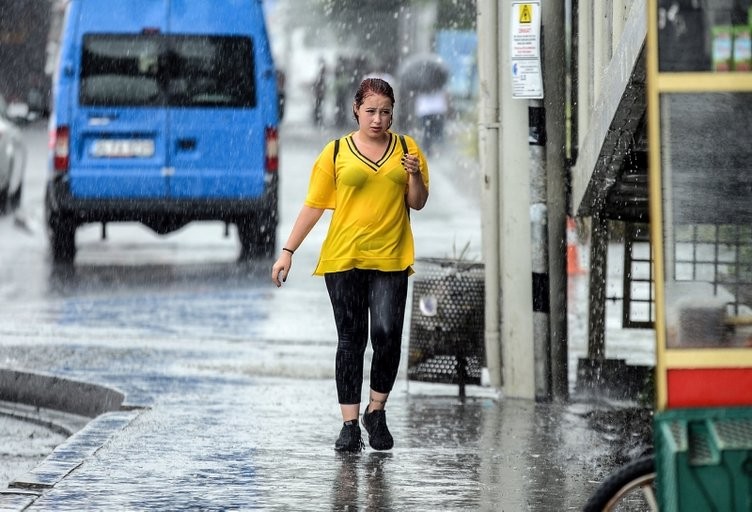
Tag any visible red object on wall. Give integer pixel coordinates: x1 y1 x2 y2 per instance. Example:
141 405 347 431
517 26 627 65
567 217 584 275
667 368 752 408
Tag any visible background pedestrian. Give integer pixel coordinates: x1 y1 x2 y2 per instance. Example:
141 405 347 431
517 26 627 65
312 58 326 126
415 87 449 155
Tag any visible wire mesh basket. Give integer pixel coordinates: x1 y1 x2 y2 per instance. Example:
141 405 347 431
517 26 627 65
408 258 485 395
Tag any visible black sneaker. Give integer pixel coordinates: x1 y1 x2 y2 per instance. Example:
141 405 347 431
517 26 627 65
361 407 394 451
334 421 364 452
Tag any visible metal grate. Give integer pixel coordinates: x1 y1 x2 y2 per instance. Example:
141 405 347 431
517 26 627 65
407 258 485 395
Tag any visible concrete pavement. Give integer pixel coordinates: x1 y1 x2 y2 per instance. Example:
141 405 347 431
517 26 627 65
0 348 652 511
0 117 655 510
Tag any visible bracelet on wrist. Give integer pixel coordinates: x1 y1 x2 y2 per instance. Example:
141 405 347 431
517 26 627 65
282 247 294 255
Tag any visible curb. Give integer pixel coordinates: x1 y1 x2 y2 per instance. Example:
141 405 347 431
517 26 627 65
0 369 125 418
0 369 147 511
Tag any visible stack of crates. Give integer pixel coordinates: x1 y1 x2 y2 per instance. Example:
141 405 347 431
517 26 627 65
655 407 752 511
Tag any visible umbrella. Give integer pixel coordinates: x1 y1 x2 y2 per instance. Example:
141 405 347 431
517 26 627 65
397 54 449 93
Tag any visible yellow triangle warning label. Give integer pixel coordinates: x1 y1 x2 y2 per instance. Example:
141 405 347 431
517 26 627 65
519 4 532 23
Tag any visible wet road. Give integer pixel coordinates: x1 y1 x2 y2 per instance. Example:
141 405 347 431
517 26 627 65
0 111 654 510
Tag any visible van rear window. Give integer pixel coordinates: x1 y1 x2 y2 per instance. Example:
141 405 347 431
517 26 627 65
80 34 256 108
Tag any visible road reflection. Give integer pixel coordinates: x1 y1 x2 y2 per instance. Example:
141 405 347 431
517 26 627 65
45 260 275 341
48 260 271 296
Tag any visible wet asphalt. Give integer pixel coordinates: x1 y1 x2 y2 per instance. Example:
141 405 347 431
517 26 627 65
0 363 651 511
0 115 654 510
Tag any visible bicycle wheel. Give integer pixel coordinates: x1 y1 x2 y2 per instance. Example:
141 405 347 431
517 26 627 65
583 455 657 512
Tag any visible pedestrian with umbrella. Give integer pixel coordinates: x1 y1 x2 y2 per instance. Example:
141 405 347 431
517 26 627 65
397 54 450 154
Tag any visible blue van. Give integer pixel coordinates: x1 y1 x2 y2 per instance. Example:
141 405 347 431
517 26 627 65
46 0 280 263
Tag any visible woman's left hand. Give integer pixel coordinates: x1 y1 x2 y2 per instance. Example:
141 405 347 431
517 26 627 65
401 153 420 175
403 153 429 210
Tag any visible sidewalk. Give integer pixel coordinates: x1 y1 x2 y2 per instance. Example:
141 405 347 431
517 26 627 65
0 270 653 511
0 368 650 511
0 115 653 510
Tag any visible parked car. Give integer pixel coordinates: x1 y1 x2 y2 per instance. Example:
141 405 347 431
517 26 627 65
0 94 26 214
46 0 281 263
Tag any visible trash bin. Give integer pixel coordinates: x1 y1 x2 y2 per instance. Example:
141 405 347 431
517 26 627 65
408 258 485 397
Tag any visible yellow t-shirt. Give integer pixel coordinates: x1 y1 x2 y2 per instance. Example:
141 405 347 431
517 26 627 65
304 132 429 276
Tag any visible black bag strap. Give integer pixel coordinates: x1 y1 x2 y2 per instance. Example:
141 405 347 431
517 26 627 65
398 134 408 154
333 138 340 164
399 135 411 221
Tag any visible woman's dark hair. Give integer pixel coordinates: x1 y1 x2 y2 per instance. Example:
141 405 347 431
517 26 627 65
353 78 395 122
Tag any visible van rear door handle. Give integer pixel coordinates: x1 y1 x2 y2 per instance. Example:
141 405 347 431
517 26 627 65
177 138 196 150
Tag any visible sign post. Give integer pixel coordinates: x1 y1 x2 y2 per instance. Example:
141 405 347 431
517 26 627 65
510 1 543 99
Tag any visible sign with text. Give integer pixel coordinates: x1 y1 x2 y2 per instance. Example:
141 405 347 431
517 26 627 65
510 1 543 99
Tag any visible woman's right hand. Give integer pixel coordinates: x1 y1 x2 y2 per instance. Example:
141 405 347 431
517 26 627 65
271 252 292 287
270 205 324 287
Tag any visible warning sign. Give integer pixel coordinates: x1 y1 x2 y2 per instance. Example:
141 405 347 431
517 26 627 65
519 4 532 23
510 0 543 99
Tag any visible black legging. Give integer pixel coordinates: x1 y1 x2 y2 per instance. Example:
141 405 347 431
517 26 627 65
325 269 409 405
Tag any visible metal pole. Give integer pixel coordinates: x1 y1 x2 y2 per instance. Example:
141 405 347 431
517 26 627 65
588 213 609 359
530 100 551 401
542 0 570 401
530 202 551 400
477 0 502 389
500 1 535 400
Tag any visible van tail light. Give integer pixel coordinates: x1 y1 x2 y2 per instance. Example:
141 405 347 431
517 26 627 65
53 126 70 172
265 126 278 173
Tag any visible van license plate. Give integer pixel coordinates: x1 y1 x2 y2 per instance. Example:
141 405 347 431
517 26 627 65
91 139 155 158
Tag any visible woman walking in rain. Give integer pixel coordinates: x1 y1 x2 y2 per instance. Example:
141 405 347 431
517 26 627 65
271 78 429 452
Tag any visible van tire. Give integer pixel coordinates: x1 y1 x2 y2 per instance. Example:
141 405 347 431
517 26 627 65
237 218 276 260
9 182 22 211
0 181 9 215
48 210 77 264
